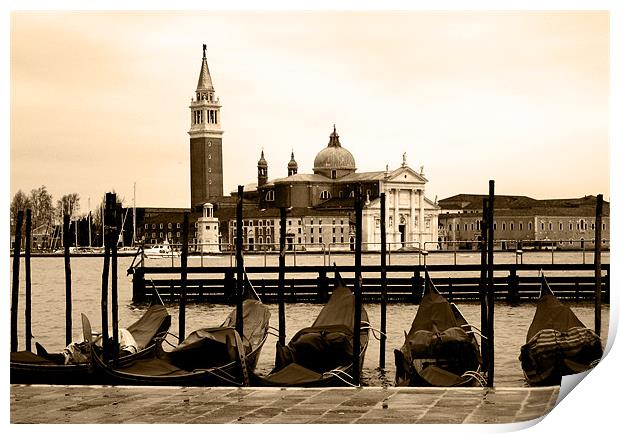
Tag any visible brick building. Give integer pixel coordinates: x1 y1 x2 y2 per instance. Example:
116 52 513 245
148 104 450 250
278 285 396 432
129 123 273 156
438 194 610 250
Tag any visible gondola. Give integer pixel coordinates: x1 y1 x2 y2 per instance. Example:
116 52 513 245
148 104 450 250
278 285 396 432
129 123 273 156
10 302 172 385
519 274 603 386
87 288 271 387
394 270 484 387
251 271 369 387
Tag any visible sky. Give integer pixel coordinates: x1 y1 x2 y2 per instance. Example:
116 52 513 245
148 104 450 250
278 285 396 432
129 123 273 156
8 8 612 213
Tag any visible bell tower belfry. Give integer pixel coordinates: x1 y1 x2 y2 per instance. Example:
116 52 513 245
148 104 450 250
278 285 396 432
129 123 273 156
189 44 223 209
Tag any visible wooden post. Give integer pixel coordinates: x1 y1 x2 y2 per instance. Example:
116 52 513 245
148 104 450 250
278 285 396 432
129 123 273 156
352 185 363 386
10 210 24 352
379 192 387 369
278 207 286 347
25 209 32 352
507 267 519 305
179 211 190 342
111 204 121 362
480 199 488 374
101 193 115 361
594 194 603 336
235 186 244 338
63 214 73 346
487 180 495 387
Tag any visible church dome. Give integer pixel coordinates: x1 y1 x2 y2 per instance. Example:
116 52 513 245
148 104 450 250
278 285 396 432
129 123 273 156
313 126 356 175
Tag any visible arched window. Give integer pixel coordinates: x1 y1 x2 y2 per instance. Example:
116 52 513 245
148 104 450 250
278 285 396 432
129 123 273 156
265 190 275 202
320 190 331 200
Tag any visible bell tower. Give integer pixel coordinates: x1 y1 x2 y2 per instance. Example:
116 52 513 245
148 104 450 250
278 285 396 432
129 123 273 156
189 44 223 209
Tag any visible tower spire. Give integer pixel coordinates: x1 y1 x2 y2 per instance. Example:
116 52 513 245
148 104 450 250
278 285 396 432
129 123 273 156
196 44 214 91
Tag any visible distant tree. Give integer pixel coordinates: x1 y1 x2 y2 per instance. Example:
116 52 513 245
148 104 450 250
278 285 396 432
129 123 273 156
56 193 80 220
29 185 54 233
10 190 32 234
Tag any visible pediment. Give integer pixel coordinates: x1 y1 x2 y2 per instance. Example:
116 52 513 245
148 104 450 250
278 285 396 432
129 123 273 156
385 166 427 184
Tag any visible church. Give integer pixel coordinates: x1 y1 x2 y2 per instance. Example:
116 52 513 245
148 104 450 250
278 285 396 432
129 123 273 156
134 45 440 252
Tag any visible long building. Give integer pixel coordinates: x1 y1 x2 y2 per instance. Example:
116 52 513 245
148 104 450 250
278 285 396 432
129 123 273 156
438 194 610 250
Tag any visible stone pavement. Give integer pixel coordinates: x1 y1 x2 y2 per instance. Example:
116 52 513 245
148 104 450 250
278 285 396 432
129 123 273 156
10 385 559 424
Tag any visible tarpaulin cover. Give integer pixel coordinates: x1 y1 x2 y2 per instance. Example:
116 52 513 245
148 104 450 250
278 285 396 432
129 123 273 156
260 276 368 384
166 299 270 371
520 283 603 384
126 304 171 350
525 292 586 342
395 274 481 386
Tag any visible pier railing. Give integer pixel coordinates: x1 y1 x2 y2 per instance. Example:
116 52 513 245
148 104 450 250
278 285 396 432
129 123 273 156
131 263 610 304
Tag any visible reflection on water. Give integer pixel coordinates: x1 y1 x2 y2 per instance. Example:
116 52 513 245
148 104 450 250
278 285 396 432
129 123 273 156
10 253 609 387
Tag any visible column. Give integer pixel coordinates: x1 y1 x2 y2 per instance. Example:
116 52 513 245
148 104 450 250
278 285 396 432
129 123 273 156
394 188 400 244
419 189 425 244
410 189 415 245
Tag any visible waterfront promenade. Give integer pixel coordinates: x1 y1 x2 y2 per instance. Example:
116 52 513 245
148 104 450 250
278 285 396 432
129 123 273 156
10 384 558 424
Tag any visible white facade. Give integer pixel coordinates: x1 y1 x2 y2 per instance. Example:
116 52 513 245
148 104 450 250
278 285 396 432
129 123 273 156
361 165 440 251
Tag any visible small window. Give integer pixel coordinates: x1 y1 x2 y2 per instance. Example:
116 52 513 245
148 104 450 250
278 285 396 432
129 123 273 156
265 190 275 201
528 222 532 231
510 223 514 231
331 170 337 179
152 224 156 229
493 223 496 230
144 224 148 229
176 232 181 237
502 223 506 231
320 190 331 200
168 223 172 229
541 223 545 230
159 223 163 229
177 223 181 229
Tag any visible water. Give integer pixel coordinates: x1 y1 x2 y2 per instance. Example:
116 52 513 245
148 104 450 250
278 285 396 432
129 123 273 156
10 252 610 387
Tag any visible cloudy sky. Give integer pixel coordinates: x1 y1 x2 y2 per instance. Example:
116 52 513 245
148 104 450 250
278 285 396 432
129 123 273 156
9 9 611 212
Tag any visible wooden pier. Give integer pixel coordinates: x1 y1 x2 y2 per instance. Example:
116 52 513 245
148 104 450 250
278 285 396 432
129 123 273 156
130 263 610 304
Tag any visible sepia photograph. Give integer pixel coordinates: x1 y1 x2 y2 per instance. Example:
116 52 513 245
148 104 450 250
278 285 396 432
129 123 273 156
6 2 616 428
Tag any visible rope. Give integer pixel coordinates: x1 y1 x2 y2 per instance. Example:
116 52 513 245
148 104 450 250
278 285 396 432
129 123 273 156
149 279 165 306
360 325 387 340
325 369 358 387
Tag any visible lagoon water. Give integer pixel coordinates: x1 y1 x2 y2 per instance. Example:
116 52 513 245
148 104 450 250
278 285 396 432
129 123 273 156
10 250 610 387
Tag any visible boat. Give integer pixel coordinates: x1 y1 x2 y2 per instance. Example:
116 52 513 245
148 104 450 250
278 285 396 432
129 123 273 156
251 270 369 387
87 289 271 387
519 274 603 386
10 302 172 385
142 238 180 259
394 270 485 387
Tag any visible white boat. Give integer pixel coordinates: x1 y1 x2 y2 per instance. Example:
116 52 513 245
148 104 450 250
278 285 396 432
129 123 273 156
142 239 180 259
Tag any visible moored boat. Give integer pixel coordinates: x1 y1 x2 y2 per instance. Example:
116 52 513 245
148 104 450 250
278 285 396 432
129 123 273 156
394 270 485 387
87 293 271 387
251 271 369 387
142 239 180 259
10 303 172 385
519 274 603 386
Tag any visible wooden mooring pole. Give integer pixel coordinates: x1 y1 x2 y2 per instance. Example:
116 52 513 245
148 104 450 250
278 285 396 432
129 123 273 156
479 199 488 374
594 194 603 336
63 214 73 346
111 204 121 362
25 209 32 352
101 193 115 360
10 210 24 352
379 192 387 369
487 180 495 387
179 211 190 342
278 207 287 347
352 185 363 386
235 186 244 338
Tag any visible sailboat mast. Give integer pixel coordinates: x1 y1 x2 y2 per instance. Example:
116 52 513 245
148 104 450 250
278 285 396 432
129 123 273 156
132 182 136 246
88 197 92 247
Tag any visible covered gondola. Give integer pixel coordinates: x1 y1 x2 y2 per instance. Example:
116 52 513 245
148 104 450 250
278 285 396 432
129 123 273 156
87 292 270 387
251 271 369 387
519 274 603 386
10 303 171 385
394 270 485 387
